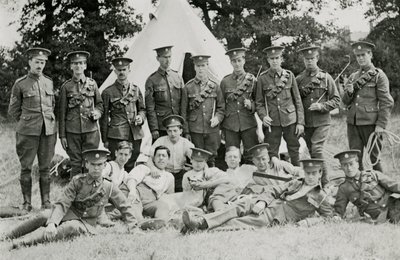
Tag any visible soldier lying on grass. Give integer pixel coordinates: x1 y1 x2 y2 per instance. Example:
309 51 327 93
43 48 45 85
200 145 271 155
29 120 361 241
181 158 335 232
2 149 138 249
333 150 400 223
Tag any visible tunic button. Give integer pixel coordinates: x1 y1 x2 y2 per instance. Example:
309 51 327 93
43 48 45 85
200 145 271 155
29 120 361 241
127 112 130 114
355 103 358 106
203 113 205 115
277 98 280 101
237 102 240 104
382 204 386 207
237 110 240 113
310 98 313 101
353 197 357 200
277 106 280 109
357 95 360 98
80 113 82 116
311 90 313 93
374 201 377 204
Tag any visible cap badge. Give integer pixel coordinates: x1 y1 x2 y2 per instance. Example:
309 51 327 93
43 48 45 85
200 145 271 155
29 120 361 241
39 51 43 55
119 61 122 65
358 45 362 50
308 50 312 54
233 51 236 55
199 56 203 60
272 50 275 53
344 153 349 158
95 153 100 158
308 162 313 166
76 54 80 58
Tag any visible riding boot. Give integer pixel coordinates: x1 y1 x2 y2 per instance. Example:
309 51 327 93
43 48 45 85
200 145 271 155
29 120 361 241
2 211 50 240
39 176 51 209
20 177 32 211
11 227 47 249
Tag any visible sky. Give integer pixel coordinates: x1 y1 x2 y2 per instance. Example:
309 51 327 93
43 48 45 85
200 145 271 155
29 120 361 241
0 0 371 48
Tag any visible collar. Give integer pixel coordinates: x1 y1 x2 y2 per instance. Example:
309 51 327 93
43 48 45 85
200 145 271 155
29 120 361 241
268 68 283 78
306 67 319 77
359 64 375 73
115 80 130 89
28 72 41 80
157 67 170 76
232 70 246 80
86 175 103 187
194 76 209 85
72 74 87 83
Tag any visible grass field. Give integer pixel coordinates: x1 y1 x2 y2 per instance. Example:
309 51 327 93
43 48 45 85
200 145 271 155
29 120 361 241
1 114 400 259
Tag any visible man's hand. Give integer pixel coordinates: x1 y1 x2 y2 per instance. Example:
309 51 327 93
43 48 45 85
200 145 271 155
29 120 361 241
295 124 304 137
184 134 191 142
61 137 68 150
91 110 101 120
135 115 143 125
151 130 159 141
244 99 252 110
190 180 208 190
309 103 323 111
375 125 385 134
345 83 354 94
210 117 219 128
44 223 57 240
296 219 309 227
262 115 272 127
251 201 266 215
270 156 283 173
150 168 161 179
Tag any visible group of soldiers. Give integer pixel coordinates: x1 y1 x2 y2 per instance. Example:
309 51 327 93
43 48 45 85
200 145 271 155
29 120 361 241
3 40 399 248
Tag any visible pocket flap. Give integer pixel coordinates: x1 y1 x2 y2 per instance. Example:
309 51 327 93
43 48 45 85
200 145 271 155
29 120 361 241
365 106 378 112
154 84 168 92
45 88 54 95
21 115 31 120
286 105 296 113
156 110 168 117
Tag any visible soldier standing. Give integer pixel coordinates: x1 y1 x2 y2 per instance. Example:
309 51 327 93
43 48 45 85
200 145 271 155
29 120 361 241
182 55 225 167
296 45 341 186
220 48 258 163
59 51 103 178
145 46 187 141
101 57 146 171
255 46 304 166
8 47 56 211
342 41 394 171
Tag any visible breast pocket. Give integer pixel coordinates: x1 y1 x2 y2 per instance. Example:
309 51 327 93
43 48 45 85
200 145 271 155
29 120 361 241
154 84 169 102
22 89 40 108
44 88 54 108
363 83 377 99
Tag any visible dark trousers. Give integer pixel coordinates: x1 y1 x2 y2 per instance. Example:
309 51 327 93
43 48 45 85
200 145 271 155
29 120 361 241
225 127 259 163
347 124 382 172
66 131 100 177
108 137 142 172
263 123 300 166
16 130 56 203
304 125 330 186
191 132 221 167
173 169 187 192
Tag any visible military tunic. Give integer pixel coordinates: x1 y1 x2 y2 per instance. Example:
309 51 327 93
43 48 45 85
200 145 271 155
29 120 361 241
101 81 146 171
8 72 57 206
182 77 225 164
334 170 400 223
342 65 394 171
145 68 187 136
59 76 103 176
204 178 333 230
296 68 341 185
255 69 304 166
220 72 258 162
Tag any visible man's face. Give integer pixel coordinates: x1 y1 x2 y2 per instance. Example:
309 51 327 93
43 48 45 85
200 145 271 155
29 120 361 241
70 60 87 76
153 149 169 170
230 56 245 73
115 148 131 167
191 159 207 171
303 56 318 70
28 57 46 76
194 62 209 78
340 158 360 178
225 150 241 169
157 53 171 70
86 160 106 177
114 65 130 82
267 56 282 70
167 126 182 143
304 169 322 186
355 52 373 67
252 152 270 172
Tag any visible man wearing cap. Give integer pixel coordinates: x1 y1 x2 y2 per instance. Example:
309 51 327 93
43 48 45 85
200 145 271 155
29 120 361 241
145 46 187 141
220 48 258 163
6 149 138 249
182 147 226 208
8 47 56 211
333 150 400 223
255 46 304 167
296 45 341 186
181 158 333 232
146 115 194 192
182 55 225 167
59 51 103 178
343 41 394 172
101 57 146 172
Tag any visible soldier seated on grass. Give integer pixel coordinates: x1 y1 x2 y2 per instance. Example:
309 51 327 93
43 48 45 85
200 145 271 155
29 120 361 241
181 158 335 232
3 149 137 249
207 144 302 212
146 115 194 192
127 145 175 229
333 150 400 224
